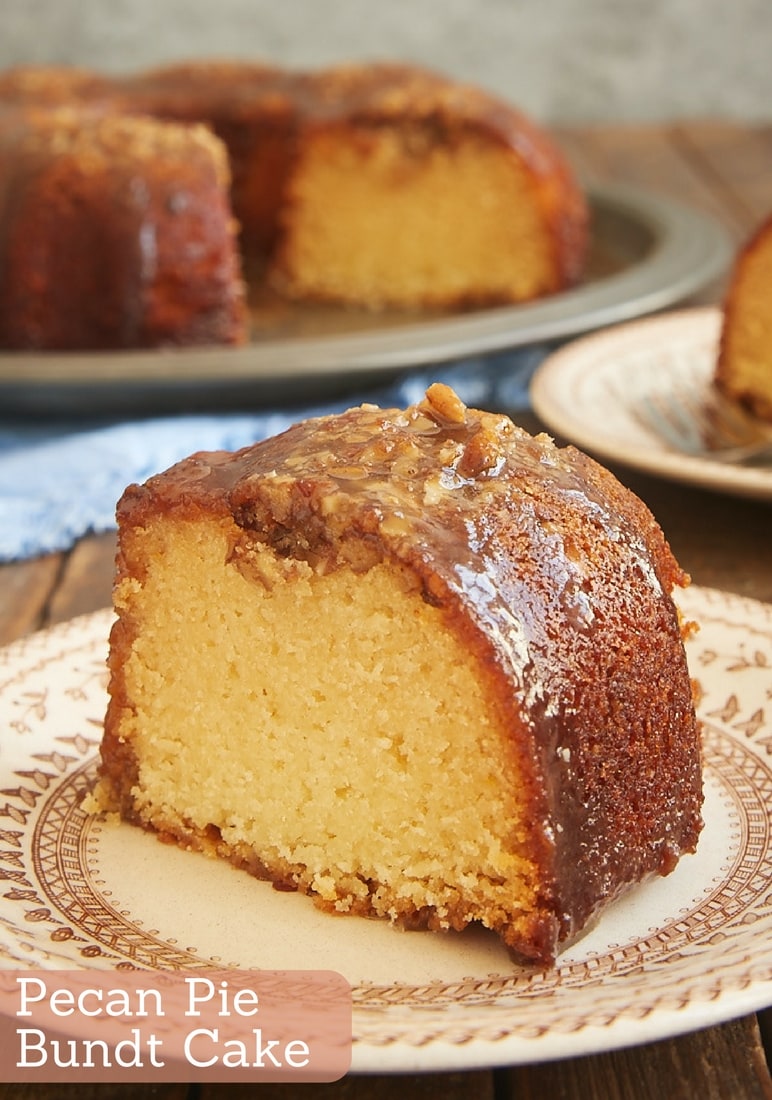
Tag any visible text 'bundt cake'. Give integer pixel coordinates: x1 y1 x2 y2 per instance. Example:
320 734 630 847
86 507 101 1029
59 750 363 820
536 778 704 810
89 384 703 965
0 60 589 350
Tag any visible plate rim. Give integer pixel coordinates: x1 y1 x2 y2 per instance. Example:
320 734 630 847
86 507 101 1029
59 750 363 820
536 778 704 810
530 305 772 502
1 586 771 1073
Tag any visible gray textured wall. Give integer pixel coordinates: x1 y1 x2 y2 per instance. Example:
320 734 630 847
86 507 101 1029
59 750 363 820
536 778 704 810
1 0 769 124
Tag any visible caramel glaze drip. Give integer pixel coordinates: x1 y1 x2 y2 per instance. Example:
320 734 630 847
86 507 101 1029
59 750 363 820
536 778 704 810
122 384 703 949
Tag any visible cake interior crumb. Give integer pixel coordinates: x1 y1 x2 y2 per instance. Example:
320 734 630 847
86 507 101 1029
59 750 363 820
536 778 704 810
108 516 541 938
278 128 554 306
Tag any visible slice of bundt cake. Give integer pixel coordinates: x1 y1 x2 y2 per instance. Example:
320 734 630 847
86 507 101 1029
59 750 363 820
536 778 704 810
716 214 772 422
90 384 702 965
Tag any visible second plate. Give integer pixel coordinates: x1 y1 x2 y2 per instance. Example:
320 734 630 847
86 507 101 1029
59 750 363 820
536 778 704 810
531 307 772 502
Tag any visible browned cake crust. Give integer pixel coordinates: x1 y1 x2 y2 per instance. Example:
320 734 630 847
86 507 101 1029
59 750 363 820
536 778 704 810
0 65 117 106
96 385 703 964
0 59 588 346
716 215 772 422
0 105 247 350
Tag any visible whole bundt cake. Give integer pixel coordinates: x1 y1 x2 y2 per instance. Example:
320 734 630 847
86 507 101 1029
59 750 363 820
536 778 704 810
0 60 589 350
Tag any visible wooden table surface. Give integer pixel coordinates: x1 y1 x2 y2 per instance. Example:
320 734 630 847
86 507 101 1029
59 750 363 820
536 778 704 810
1 119 772 1099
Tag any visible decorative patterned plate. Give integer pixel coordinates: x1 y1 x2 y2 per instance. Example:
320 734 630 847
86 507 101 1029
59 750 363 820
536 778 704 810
0 585 771 1072
0 184 730 416
530 306 772 502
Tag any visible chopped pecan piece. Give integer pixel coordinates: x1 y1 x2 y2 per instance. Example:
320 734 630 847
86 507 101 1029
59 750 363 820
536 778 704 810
420 382 468 426
457 424 505 478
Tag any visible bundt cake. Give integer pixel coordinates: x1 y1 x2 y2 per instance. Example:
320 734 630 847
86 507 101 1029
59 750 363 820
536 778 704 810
0 105 247 350
0 60 589 349
90 384 703 966
716 214 772 422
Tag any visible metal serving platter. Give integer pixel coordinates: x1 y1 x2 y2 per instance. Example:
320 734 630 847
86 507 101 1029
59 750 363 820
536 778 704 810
0 182 732 417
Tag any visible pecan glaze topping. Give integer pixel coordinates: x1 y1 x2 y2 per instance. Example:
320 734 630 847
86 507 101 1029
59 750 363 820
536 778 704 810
137 384 676 592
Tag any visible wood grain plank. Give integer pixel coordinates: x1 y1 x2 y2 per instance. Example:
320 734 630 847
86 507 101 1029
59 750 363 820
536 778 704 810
555 121 747 242
500 1016 772 1100
759 1008 772 1076
673 121 772 234
200 1070 495 1099
0 1086 189 1100
46 532 116 625
0 554 62 646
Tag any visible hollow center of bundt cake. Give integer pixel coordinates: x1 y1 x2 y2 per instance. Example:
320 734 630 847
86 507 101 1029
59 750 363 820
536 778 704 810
276 128 555 307
117 517 540 932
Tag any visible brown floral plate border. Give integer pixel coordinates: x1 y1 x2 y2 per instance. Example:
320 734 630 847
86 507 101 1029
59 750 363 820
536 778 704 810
0 585 770 1072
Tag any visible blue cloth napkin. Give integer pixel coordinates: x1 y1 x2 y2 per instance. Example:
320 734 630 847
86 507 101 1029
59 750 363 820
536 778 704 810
0 347 547 563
